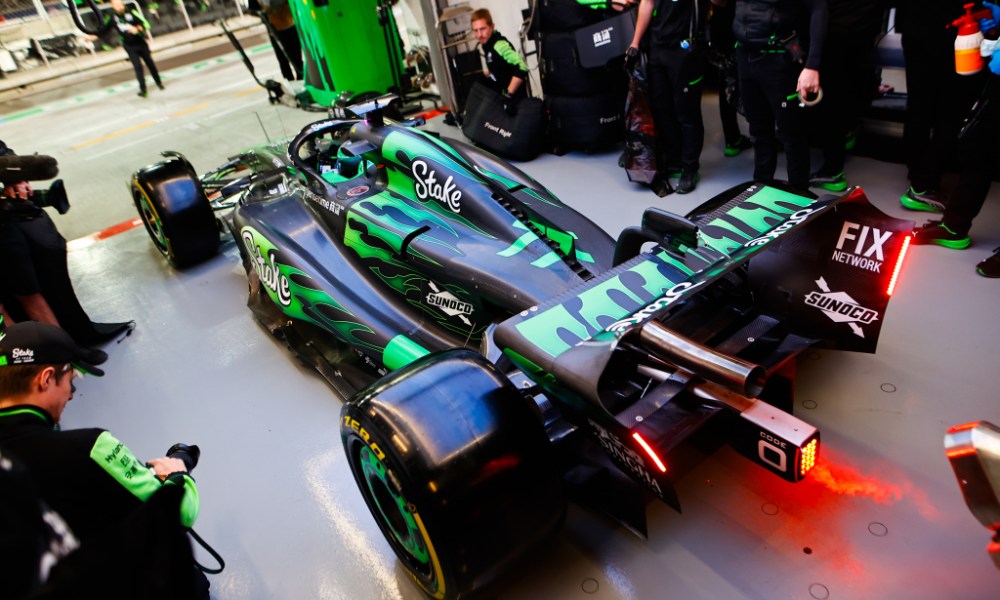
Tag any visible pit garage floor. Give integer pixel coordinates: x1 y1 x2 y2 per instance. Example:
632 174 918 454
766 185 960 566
2 38 999 600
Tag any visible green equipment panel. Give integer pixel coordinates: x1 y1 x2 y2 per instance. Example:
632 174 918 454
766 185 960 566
289 0 405 106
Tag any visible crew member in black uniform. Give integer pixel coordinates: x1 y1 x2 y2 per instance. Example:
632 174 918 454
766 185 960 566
912 2 1000 278
724 0 827 192
471 8 529 113
110 0 163 98
896 0 984 212
0 141 131 347
0 321 208 596
627 0 711 194
808 0 887 192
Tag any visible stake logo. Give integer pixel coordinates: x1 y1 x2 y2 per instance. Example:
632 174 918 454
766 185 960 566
832 221 892 273
242 230 292 307
805 277 878 338
744 208 818 247
11 348 34 364
605 281 705 333
426 282 473 325
412 159 462 213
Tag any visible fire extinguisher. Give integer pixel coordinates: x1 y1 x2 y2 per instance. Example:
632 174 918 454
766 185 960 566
951 2 996 75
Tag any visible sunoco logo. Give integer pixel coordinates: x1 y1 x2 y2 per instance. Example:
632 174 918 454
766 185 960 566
426 282 473 325
805 277 878 338
412 159 462 213
242 230 293 307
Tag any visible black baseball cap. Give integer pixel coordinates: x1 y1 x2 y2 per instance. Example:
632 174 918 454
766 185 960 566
0 321 106 377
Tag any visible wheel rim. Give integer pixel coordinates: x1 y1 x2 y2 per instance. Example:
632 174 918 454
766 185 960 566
134 188 169 255
357 445 431 571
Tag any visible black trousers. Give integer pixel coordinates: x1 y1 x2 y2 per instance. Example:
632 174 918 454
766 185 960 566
0 211 99 344
124 42 161 93
815 34 878 175
718 69 743 146
647 47 706 173
944 75 999 235
901 34 983 191
736 46 809 191
271 25 303 81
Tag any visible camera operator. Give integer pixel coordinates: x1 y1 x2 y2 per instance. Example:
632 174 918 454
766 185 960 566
0 140 131 347
0 321 209 598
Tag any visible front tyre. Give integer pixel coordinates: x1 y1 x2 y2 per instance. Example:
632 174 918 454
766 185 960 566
341 349 565 599
131 153 219 268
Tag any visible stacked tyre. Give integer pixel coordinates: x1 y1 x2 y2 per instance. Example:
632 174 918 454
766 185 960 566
537 0 627 154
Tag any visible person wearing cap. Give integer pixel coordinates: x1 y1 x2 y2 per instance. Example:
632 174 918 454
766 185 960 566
0 322 199 547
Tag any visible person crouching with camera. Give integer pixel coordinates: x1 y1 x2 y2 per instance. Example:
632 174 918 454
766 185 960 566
0 321 209 597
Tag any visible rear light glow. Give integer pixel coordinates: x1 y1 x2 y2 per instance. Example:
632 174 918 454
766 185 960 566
886 235 911 296
800 438 819 477
632 432 667 473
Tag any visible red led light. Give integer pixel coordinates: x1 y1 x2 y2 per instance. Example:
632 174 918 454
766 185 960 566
886 235 910 296
632 432 667 473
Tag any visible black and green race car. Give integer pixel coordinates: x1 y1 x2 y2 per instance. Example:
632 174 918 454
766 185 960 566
131 97 914 600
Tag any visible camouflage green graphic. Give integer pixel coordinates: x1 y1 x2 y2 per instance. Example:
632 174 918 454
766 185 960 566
343 193 489 340
508 186 833 360
241 226 379 351
697 186 817 254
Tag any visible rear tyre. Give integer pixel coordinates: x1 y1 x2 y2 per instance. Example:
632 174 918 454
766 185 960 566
131 154 219 268
341 349 566 600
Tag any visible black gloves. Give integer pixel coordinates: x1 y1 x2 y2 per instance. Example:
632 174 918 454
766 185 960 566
502 91 517 116
624 46 639 72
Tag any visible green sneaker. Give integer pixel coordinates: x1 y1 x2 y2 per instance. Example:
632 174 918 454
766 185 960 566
911 220 971 249
809 171 848 192
676 170 700 194
724 135 752 157
844 129 858 151
977 248 1000 278
900 186 945 212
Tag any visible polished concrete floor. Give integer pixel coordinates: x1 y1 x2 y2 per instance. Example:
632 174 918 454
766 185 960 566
2 38 1000 600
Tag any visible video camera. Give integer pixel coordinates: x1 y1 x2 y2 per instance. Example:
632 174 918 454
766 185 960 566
166 443 201 472
0 153 71 215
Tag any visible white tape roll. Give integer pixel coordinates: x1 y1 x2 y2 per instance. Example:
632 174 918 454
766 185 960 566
799 87 823 107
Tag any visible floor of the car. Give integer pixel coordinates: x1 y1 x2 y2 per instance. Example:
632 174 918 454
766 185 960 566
5 44 999 600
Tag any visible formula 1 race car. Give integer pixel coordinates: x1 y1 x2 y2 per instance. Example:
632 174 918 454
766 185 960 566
131 97 914 600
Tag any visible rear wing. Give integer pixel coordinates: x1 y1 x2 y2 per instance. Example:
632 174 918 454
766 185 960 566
494 183 912 504
496 183 912 376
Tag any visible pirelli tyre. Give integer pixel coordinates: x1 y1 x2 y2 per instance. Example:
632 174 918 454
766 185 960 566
341 349 566 599
131 153 219 268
